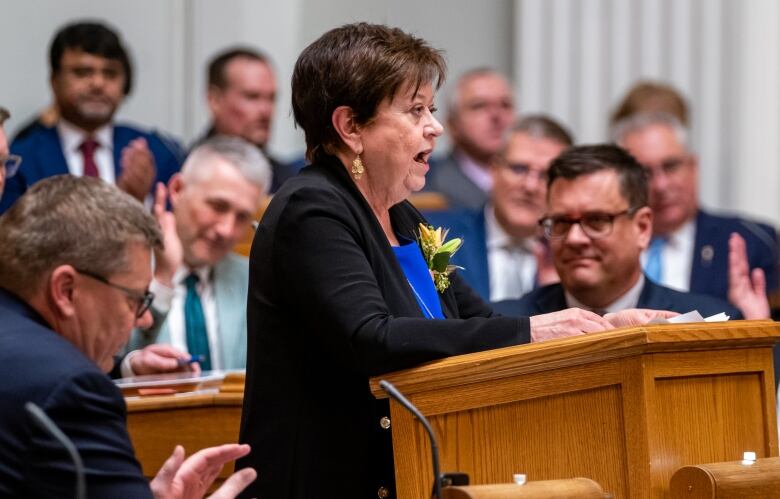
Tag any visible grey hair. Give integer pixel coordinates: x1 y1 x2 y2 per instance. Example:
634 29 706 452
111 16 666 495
0 106 9 124
512 114 574 147
183 135 272 194
0 175 163 298
610 111 689 150
446 67 510 119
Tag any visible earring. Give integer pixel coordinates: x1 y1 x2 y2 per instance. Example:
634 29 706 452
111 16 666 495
352 155 364 180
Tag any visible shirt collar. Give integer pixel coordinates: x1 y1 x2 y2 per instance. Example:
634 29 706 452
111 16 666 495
665 218 696 249
57 119 114 154
485 204 536 252
565 274 646 314
174 265 213 286
454 149 493 192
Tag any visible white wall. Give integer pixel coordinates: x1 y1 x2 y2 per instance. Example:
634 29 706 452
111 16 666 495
1 0 777 224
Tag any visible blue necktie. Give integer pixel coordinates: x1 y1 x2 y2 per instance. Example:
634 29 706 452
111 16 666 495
645 237 665 283
184 273 212 370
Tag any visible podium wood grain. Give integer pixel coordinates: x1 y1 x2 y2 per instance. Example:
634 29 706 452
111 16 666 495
370 321 780 499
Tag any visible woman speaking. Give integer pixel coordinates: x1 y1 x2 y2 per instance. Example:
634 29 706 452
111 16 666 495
238 23 621 499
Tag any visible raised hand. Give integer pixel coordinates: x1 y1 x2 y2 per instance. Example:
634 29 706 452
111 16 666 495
728 232 770 319
118 137 156 201
153 181 183 287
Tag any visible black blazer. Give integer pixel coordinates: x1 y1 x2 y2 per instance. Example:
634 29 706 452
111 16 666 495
492 276 741 318
0 289 151 498
237 155 529 499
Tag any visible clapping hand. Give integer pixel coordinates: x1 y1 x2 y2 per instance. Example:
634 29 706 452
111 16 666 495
118 137 157 202
150 444 256 499
153 181 184 287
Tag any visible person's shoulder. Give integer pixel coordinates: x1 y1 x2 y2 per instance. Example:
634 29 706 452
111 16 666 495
697 209 777 251
643 280 738 317
10 123 57 152
218 253 250 276
492 283 563 317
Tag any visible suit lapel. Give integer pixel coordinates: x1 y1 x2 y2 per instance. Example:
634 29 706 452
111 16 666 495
689 211 717 293
636 279 674 310
36 128 70 180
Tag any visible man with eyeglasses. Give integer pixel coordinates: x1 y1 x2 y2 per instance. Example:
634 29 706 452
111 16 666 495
493 144 765 319
0 175 255 497
426 115 571 301
0 21 183 214
612 112 778 304
0 106 21 201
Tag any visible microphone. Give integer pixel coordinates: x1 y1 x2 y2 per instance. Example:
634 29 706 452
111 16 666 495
25 402 86 499
379 379 443 499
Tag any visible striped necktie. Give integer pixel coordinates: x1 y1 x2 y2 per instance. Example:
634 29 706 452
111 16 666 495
184 273 212 370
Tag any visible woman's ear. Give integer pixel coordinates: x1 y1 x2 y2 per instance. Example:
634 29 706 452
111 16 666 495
331 106 362 155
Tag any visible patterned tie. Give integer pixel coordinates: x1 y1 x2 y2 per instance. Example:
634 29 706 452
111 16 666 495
79 138 100 177
645 237 665 283
184 273 212 370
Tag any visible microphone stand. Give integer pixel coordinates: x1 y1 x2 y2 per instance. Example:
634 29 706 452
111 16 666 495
380 379 443 499
25 402 86 499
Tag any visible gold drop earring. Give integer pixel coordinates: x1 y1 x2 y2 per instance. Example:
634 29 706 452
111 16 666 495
352 154 364 180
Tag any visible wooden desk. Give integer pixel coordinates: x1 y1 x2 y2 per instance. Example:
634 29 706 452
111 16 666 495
125 375 244 482
371 320 780 499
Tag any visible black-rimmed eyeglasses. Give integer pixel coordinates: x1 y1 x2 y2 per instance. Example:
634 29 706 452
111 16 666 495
0 154 21 178
75 268 154 318
539 208 639 240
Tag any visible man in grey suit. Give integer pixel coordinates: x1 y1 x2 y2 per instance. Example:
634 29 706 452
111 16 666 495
425 68 515 209
125 136 271 371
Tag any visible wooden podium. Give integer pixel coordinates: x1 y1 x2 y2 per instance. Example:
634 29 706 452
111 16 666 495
369 321 780 499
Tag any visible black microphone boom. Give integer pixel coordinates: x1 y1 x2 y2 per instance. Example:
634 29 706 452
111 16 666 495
379 379 443 499
25 402 86 499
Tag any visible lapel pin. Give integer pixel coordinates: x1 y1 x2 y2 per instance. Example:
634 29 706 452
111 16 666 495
701 245 714 266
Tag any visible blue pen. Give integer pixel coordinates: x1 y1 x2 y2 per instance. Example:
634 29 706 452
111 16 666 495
177 354 205 367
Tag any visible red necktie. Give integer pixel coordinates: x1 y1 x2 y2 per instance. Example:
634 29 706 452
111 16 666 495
79 139 100 177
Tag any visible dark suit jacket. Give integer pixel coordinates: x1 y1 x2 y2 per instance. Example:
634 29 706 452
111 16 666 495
424 151 489 209
425 207 491 300
689 210 779 300
237 155 529 499
1 123 183 213
492 277 741 319
0 289 151 498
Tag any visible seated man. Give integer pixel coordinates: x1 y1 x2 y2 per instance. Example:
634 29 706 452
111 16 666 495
126 136 271 370
494 144 766 319
612 112 778 302
426 115 571 301
0 175 254 497
1 21 183 213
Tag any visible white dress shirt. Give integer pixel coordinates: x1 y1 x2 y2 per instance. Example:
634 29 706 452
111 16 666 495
455 150 493 193
57 119 116 183
149 266 222 370
485 205 538 301
641 220 695 292
565 274 646 314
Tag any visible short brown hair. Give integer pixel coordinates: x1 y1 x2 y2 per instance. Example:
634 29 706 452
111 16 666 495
610 81 689 127
292 22 446 163
547 144 648 210
208 47 270 89
0 176 162 298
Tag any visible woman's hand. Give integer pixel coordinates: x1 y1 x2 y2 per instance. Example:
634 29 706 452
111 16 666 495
529 308 613 342
603 309 678 328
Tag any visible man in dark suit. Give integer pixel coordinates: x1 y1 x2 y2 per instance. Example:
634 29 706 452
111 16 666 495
1 21 183 213
426 114 572 301
0 106 20 201
0 176 254 497
494 144 767 320
198 47 297 192
613 112 778 303
425 68 515 209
